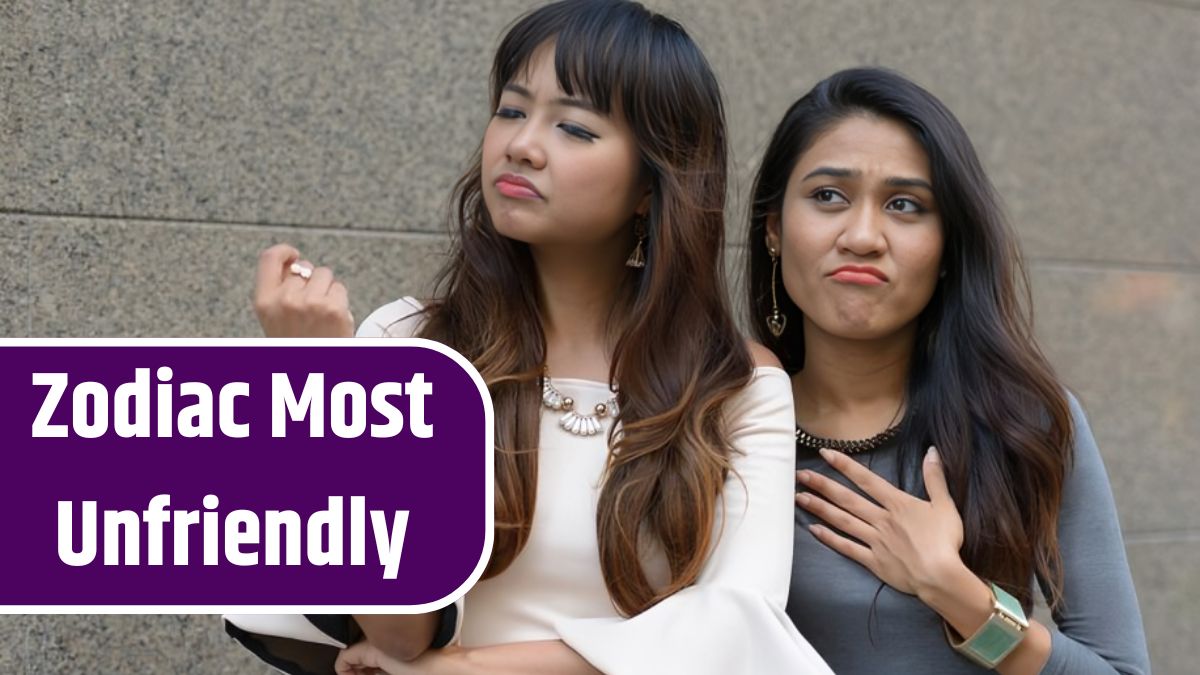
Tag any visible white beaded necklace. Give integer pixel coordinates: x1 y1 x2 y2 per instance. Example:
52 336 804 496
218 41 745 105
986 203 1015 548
540 367 620 437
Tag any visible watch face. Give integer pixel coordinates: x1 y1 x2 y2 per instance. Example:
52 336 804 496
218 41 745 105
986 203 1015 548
944 583 1032 668
990 583 1030 630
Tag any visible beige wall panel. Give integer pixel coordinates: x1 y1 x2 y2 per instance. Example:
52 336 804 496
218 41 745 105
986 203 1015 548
24 215 448 337
1030 263 1199 534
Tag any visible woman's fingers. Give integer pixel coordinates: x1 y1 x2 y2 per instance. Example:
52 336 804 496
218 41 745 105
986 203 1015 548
808 523 875 571
329 281 354 327
818 448 907 508
305 265 336 297
278 259 316 311
922 446 955 508
253 245 355 337
335 642 382 675
797 468 888 524
796 490 876 544
256 243 301 289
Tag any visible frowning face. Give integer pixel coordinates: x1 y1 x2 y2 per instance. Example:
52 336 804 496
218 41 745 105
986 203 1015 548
767 115 944 341
481 41 647 249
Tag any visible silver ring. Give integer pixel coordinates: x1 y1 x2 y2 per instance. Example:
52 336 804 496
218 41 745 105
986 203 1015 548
289 262 313 280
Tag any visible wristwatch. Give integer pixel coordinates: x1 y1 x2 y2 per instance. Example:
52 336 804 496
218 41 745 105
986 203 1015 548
944 582 1030 668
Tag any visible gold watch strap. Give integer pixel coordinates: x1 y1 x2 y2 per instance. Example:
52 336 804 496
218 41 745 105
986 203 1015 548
944 582 1030 669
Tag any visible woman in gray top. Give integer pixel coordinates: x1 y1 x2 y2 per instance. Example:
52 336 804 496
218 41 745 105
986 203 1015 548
745 68 1150 674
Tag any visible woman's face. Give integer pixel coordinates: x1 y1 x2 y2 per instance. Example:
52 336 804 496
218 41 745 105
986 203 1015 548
767 115 944 341
481 42 648 248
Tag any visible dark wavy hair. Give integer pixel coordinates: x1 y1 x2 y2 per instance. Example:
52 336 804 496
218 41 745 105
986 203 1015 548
415 0 751 615
746 67 1074 610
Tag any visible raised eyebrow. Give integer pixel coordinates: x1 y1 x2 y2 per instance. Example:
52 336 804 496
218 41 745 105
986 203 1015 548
885 177 934 191
800 168 934 193
801 167 859 181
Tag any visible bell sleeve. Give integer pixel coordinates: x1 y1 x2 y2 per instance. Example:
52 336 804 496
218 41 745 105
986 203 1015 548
555 368 834 675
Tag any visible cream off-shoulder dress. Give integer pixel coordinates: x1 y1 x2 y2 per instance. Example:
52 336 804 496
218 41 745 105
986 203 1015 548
349 297 832 675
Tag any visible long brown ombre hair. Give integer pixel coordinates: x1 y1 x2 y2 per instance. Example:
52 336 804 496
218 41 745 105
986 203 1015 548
413 0 752 616
747 68 1074 611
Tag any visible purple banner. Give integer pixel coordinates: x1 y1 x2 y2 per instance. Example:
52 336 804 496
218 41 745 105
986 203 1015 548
0 339 493 611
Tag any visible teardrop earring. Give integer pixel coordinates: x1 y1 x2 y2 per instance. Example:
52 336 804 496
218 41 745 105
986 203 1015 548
766 246 787 337
625 214 647 269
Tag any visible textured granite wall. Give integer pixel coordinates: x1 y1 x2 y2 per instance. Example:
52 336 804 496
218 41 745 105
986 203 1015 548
2 0 1196 672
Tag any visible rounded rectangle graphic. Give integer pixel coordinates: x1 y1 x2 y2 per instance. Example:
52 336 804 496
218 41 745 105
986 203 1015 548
0 338 494 613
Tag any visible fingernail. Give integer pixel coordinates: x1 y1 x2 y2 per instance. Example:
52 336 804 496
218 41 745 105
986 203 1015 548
818 448 833 461
797 493 811 505
808 524 823 536
925 446 939 462
798 470 811 483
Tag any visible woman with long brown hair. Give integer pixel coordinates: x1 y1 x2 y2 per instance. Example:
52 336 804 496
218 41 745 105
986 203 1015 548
746 68 1150 674
237 1 832 674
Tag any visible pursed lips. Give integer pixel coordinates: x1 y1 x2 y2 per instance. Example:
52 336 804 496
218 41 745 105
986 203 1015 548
495 173 543 200
828 265 888 286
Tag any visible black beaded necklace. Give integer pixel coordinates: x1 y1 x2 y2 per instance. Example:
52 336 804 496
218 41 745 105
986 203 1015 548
795 400 907 455
794 422 902 454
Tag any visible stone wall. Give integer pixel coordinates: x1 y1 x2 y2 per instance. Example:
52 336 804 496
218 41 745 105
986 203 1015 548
2 1 1195 671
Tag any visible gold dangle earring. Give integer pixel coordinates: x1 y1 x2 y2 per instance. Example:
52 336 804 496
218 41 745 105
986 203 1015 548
625 214 647 269
766 245 787 337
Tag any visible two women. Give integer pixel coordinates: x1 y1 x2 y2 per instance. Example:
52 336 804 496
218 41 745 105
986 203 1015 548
242 1 1149 673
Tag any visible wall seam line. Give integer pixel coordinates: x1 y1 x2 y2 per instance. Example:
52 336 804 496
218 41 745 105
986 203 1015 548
1028 257 1200 276
1123 0 1200 11
0 209 451 240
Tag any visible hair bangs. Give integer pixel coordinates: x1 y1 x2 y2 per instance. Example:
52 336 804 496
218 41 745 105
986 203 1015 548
491 0 657 116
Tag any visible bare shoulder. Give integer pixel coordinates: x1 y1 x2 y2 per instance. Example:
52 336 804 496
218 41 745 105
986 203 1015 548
744 339 783 369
